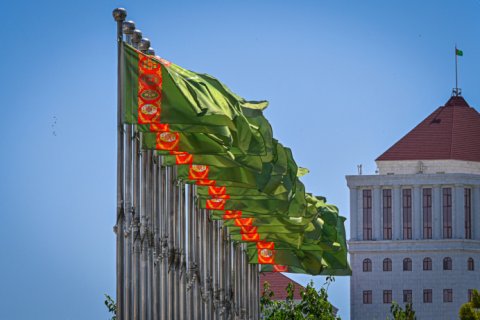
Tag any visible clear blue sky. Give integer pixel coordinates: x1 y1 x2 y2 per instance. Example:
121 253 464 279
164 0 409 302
1 1 479 319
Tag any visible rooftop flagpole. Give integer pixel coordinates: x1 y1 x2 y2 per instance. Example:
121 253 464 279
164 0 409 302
454 45 463 96
455 45 458 96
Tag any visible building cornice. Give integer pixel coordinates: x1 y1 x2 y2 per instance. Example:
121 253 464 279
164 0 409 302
348 239 480 253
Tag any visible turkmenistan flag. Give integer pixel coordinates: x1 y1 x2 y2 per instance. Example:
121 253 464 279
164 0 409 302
225 216 313 234
456 48 463 56
161 152 264 173
229 229 305 245
123 44 269 155
176 164 259 187
171 145 293 194
197 185 290 201
142 130 229 155
199 181 306 216
246 242 343 275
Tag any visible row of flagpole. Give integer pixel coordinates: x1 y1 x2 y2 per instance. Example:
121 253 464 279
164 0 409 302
113 8 260 320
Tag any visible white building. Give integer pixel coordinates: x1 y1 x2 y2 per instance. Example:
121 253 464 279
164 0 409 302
347 95 480 319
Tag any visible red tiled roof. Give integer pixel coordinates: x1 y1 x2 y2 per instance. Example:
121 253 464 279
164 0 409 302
376 96 480 162
259 272 305 300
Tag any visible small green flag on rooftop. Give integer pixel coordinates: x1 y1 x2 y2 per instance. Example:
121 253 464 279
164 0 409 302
456 48 463 56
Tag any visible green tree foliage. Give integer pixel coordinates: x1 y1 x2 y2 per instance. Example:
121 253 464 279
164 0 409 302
260 277 340 320
459 290 480 320
104 294 117 320
386 301 416 320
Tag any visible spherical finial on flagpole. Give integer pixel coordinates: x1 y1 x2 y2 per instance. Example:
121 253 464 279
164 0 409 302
132 30 143 46
122 21 135 35
139 38 151 52
112 8 127 22
146 48 155 55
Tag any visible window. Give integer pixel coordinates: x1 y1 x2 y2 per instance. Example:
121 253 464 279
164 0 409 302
363 190 372 240
424 289 432 303
423 188 432 239
465 188 472 239
383 258 392 272
423 257 432 271
443 257 452 270
469 289 474 302
443 289 453 303
403 258 412 271
403 189 412 239
468 258 474 271
363 290 372 304
383 189 392 240
443 188 452 239
383 290 392 304
403 290 412 303
363 258 372 272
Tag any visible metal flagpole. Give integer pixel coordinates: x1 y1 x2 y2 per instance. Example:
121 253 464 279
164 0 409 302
160 158 169 320
197 195 206 320
224 233 232 319
122 19 135 320
152 154 159 320
112 8 127 320
137 39 149 320
132 128 141 320
145 149 154 320
187 184 199 319
165 164 172 320
201 208 209 318
179 181 187 319
212 218 219 319
235 243 242 319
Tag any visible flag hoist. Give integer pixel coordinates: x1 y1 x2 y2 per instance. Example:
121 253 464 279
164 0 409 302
113 7 350 320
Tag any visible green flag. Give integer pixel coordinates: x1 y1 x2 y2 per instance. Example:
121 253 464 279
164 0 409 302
123 44 269 156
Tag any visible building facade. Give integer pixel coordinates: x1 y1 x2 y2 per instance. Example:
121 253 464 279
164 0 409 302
347 96 480 319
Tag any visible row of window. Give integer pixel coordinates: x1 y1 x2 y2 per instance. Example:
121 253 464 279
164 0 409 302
362 187 472 240
362 289 475 304
362 257 474 272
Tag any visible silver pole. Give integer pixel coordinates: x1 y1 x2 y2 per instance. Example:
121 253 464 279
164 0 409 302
241 244 247 319
167 166 175 320
211 218 218 319
200 208 208 318
207 211 214 317
137 34 148 317
132 128 141 320
160 159 169 320
152 155 159 320
187 185 197 319
180 182 187 319
122 19 135 320
132 30 142 49
171 167 181 318
113 8 126 320
146 151 154 320
197 194 206 320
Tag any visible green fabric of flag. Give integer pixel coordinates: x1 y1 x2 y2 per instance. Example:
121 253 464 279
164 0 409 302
161 153 264 173
456 48 463 56
223 216 314 228
198 181 306 217
177 164 259 187
123 44 269 156
142 131 229 155
198 185 290 200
